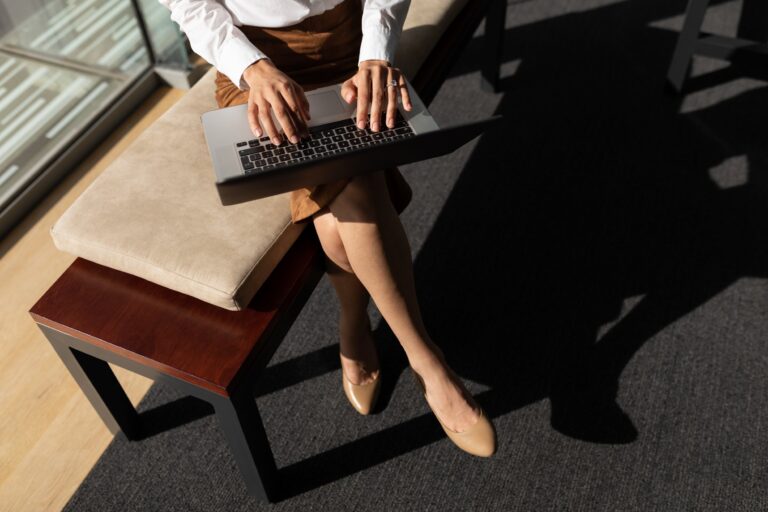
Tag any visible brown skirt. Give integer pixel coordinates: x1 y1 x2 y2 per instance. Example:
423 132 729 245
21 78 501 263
214 0 412 224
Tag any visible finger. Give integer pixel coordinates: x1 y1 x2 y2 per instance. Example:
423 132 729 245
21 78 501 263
276 85 304 143
341 78 357 105
247 94 262 137
295 83 311 122
369 66 385 132
356 71 371 130
288 83 310 138
386 68 398 129
257 97 281 145
267 90 299 144
398 72 412 111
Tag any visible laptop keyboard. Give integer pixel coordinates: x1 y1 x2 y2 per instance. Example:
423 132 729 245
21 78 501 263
234 113 415 174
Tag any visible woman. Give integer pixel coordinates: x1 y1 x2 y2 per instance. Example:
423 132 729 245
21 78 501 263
160 0 496 457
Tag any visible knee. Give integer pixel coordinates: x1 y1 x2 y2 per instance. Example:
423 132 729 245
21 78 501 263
313 211 353 273
324 236 353 274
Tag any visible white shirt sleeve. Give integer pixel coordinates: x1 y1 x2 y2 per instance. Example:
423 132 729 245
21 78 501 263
359 0 411 66
158 0 266 90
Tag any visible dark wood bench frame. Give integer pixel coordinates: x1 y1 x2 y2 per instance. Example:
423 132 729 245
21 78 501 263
29 0 508 503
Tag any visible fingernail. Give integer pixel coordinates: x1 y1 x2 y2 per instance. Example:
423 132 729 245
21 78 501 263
290 135 299 144
387 118 393 128
254 129 262 136
345 93 353 102
358 121 365 129
372 122 379 132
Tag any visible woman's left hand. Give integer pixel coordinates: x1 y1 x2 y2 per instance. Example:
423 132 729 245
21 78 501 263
341 60 412 132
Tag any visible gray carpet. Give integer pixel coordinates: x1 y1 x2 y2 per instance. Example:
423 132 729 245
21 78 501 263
64 0 768 510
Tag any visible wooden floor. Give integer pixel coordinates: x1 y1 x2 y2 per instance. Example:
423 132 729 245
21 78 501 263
0 85 186 512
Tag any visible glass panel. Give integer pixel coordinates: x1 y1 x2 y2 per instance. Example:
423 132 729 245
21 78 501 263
0 53 121 207
0 0 187 214
1 0 150 74
138 0 189 69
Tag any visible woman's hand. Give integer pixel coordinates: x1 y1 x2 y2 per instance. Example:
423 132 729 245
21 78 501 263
242 59 310 145
341 60 412 132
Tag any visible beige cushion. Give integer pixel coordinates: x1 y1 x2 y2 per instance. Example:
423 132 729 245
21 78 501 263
52 70 304 310
51 0 469 311
397 0 470 79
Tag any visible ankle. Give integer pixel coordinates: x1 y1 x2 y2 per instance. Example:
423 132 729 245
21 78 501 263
338 318 380 378
340 350 379 384
408 350 448 381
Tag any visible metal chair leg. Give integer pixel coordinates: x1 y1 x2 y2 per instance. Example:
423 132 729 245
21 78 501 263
481 0 508 92
667 0 712 92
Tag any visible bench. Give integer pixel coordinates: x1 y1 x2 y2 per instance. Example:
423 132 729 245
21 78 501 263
29 0 507 502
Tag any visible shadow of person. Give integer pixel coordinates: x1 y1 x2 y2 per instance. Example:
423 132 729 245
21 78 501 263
550 86 768 443
402 0 768 446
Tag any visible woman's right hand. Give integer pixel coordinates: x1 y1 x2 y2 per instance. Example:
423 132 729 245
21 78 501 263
242 59 310 145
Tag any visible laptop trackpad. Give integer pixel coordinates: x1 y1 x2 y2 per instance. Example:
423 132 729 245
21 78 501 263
308 90 350 126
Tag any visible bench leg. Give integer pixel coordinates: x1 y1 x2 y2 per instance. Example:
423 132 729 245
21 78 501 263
481 0 508 92
45 331 141 440
213 390 278 502
667 0 711 92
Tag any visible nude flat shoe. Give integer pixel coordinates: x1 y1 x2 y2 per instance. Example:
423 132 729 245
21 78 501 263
414 371 496 457
341 355 381 415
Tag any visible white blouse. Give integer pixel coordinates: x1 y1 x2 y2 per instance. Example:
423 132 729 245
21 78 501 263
158 0 411 89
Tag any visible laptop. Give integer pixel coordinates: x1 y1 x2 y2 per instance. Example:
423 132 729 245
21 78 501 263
202 78 501 205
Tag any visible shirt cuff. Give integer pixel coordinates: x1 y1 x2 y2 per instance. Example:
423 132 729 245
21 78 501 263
359 26 398 65
217 35 268 90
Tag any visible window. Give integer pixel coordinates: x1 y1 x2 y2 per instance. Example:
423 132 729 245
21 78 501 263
0 0 188 236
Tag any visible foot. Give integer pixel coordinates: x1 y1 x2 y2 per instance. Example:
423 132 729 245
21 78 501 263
412 350 481 433
339 320 380 386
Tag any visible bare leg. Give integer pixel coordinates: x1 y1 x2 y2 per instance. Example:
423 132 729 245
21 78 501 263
323 171 480 432
314 208 379 385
